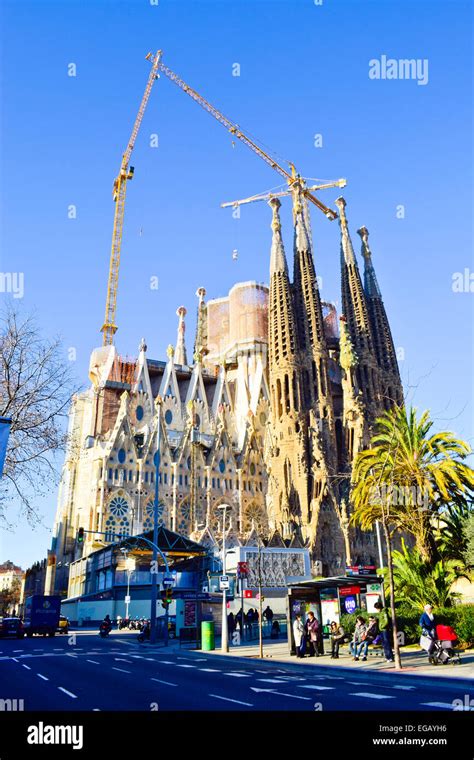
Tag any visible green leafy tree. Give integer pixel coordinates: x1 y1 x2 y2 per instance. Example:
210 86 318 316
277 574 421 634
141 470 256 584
352 406 474 564
389 539 464 612
434 503 474 567
465 513 474 568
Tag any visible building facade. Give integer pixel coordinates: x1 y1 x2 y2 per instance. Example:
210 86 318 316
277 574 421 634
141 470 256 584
44 195 402 594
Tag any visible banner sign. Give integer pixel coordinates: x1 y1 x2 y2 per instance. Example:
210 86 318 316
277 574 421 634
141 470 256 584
0 417 12 477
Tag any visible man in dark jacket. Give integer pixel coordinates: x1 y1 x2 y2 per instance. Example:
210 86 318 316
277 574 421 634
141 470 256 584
374 601 394 662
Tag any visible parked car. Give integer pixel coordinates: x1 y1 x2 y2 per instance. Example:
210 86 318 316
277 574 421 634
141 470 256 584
0 617 24 639
57 615 69 634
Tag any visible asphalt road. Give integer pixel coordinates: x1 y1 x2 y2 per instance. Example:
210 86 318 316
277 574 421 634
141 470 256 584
1 631 472 712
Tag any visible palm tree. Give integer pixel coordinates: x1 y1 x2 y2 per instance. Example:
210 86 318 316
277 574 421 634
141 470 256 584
351 405 474 669
390 539 463 613
434 502 474 567
352 406 474 564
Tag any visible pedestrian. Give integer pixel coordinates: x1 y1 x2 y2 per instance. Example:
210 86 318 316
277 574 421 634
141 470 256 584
350 616 367 658
271 620 280 639
329 621 345 659
263 605 274 622
245 609 253 635
293 614 306 658
355 616 379 661
306 611 320 657
228 612 236 638
374 601 394 662
116 615 122 629
419 603 436 660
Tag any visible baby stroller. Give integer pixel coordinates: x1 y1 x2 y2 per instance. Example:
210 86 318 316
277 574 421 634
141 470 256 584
420 624 461 665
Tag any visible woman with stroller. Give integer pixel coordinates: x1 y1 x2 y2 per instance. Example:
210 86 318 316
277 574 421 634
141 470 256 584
419 603 437 660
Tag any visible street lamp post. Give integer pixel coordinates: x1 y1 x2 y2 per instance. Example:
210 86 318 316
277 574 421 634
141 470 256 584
257 538 264 659
218 504 229 653
150 399 162 645
125 557 135 619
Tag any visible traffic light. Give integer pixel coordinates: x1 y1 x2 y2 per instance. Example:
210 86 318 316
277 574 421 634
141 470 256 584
77 527 84 543
161 587 173 609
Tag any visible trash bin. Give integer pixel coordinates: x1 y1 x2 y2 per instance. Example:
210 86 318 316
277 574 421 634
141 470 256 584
201 621 215 651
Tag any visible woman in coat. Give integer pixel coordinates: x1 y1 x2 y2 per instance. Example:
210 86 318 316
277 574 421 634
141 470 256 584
293 614 306 658
306 611 320 657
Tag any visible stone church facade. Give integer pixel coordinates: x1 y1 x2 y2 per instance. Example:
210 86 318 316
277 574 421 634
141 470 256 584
46 195 402 595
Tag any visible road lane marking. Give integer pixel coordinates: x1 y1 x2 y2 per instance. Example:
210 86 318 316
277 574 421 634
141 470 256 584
160 661 174 664
421 701 460 710
112 667 131 674
13 649 24 652
37 673 49 681
11 658 19 662
22 664 31 670
257 679 287 684
86 659 100 664
176 664 195 668
298 685 334 691
209 694 253 706
151 678 177 686
58 687 78 699
199 668 220 672
114 658 132 663
250 687 311 701
224 673 251 678
349 692 395 700
390 685 416 690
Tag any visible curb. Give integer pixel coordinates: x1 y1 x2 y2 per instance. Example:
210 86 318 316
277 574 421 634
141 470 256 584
191 649 474 693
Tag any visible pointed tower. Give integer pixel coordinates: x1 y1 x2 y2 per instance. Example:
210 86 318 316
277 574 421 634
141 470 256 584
292 191 335 433
336 196 382 426
174 306 188 367
291 190 346 572
194 287 208 362
267 197 310 535
358 226 403 408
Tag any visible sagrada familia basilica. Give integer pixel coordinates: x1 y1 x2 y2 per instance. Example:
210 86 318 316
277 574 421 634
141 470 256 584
46 193 403 594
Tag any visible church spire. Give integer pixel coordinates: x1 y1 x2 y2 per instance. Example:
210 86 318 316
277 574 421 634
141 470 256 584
336 196 381 416
174 306 188 366
193 287 208 361
357 226 403 407
270 197 288 275
292 190 327 375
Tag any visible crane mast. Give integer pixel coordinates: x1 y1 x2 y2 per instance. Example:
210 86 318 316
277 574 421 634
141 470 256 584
101 50 162 346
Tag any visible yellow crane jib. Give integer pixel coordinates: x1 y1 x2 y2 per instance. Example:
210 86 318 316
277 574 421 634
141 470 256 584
150 56 339 221
101 50 162 346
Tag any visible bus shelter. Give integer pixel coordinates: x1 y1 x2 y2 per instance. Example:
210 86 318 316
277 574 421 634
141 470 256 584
286 574 384 655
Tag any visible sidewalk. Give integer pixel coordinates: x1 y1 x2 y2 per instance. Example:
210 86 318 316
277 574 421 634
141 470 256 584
199 637 474 682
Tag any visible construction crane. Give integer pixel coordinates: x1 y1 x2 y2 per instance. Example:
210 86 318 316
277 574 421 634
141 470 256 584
150 53 340 222
101 50 162 346
220 179 347 210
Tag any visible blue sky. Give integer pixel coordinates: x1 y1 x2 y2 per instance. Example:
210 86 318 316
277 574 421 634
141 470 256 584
1 0 472 568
